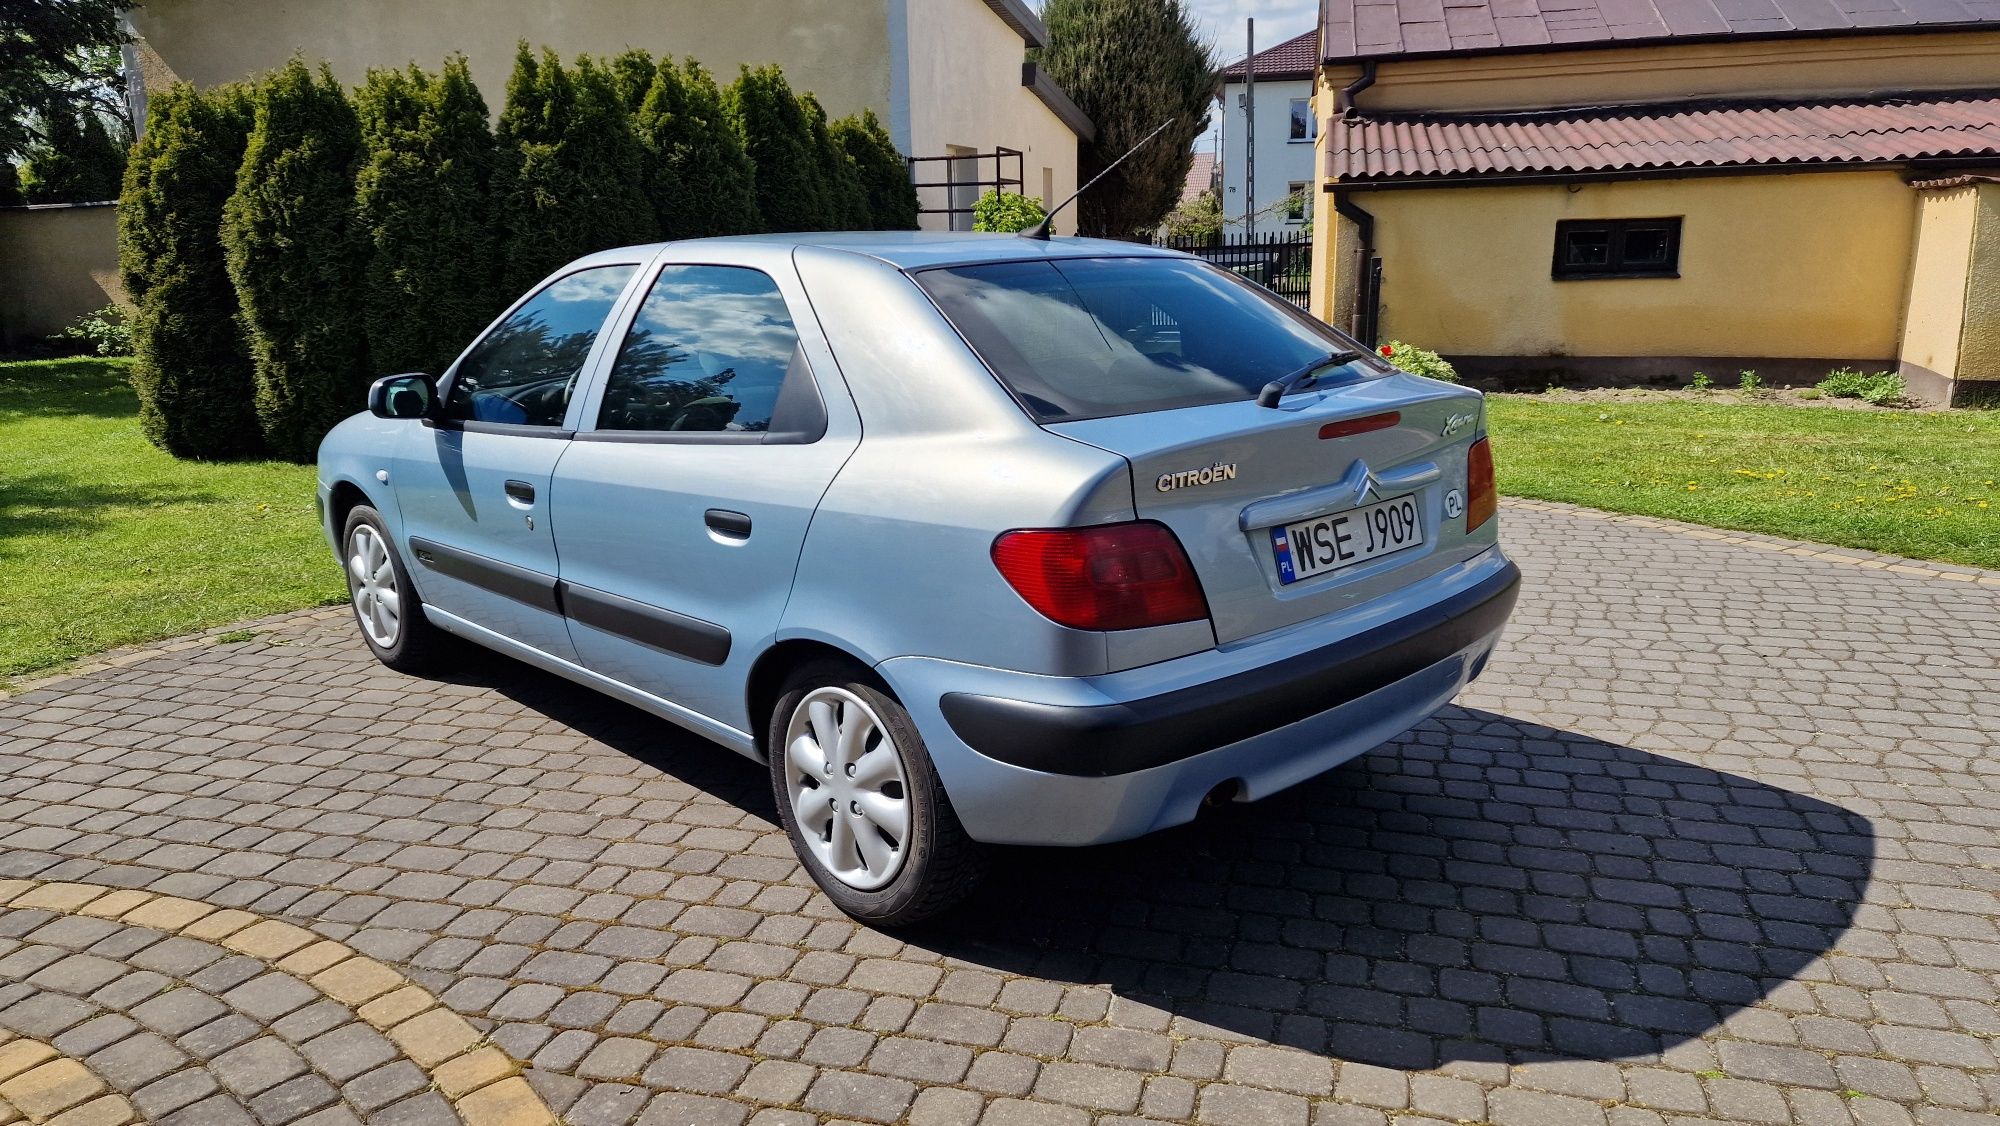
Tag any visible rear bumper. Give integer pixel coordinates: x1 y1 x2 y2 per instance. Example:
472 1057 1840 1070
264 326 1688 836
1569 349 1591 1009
880 548 1519 846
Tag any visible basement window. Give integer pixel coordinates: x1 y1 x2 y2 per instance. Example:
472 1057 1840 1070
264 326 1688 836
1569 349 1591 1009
1552 218 1681 279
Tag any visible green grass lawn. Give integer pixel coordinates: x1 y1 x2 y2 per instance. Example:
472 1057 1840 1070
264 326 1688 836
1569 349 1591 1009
1488 395 2000 569
1 357 343 679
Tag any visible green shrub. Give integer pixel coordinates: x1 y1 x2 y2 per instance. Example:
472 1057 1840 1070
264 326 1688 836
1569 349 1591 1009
1160 188 1223 241
1379 340 1457 383
356 56 502 377
117 81 265 459
20 107 127 204
802 93 868 230
635 58 759 239
1738 369 1762 393
972 189 1046 233
726 64 833 232
830 109 916 230
1817 368 1906 406
48 304 131 355
1689 370 1712 391
607 48 658 114
222 58 372 461
493 46 659 296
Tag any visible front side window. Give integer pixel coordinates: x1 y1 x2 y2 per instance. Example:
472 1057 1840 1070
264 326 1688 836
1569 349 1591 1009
597 265 802 434
1289 98 1315 141
1286 182 1310 223
915 256 1390 423
443 265 638 426
1553 218 1682 279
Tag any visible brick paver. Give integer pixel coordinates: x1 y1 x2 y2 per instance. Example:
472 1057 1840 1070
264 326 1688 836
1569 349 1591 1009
1 500 1997 1124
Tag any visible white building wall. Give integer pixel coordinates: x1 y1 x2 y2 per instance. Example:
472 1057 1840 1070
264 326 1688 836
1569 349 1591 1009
1219 76 1317 237
898 0 1081 233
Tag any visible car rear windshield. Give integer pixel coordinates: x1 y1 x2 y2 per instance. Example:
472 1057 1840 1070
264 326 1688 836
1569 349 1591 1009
913 256 1390 423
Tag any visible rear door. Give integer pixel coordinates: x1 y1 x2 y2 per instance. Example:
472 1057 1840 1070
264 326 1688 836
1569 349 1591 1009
393 262 643 660
552 248 859 734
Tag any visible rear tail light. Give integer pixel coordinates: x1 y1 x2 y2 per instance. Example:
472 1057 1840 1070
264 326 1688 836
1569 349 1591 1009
1465 436 1496 532
992 521 1209 631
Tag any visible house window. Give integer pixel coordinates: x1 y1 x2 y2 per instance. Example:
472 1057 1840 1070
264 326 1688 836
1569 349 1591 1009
1553 218 1681 279
1289 98 1315 142
1286 181 1310 223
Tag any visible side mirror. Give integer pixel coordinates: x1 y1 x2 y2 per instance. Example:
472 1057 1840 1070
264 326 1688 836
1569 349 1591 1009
368 373 436 420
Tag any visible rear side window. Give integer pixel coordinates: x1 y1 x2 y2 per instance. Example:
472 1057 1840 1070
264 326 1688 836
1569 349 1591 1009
443 265 637 426
597 265 802 434
914 256 1388 422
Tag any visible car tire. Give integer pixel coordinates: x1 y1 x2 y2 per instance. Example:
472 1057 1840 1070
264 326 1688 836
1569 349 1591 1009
340 504 452 675
769 660 985 926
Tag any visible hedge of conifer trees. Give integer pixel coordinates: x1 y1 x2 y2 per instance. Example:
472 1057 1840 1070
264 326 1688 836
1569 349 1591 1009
116 46 920 463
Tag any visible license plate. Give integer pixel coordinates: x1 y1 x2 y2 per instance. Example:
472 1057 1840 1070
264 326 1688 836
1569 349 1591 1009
1271 494 1423 584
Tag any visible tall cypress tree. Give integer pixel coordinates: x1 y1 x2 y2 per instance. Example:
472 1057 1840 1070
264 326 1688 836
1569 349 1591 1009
118 82 263 459
608 48 657 115
356 56 500 377
221 58 370 462
801 93 867 231
724 65 830 233
1035 0 1215 237
831 110 917 231
21 107 126 203
493 46 657 296
635 58 759 239
0 162 22 207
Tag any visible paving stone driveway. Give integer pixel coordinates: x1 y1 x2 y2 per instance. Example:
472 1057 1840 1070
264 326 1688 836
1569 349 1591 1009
2 500 1998 1126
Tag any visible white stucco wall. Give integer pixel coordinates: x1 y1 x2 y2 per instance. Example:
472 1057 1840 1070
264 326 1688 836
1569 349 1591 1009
898 0 1081 233
1218 76 1317 236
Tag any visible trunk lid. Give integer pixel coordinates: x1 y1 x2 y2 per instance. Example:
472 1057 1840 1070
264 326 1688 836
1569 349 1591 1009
1049 374 1491 645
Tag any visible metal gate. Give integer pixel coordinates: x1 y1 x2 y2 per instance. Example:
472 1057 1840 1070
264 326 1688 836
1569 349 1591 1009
1158 232 1313 309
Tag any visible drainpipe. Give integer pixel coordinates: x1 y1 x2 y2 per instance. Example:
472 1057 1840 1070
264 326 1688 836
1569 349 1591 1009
1332 192 1377 344
1331 62 1381 341
1336 60 1376 118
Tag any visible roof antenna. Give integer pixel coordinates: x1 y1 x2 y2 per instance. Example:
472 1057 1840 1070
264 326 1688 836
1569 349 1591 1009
1020 117 1177 241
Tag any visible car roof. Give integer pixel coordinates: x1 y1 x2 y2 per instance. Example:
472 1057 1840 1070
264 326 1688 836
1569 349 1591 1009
572 232 1196 273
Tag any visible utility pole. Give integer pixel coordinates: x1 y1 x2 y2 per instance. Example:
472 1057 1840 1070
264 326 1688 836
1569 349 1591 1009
1243 18 1255 233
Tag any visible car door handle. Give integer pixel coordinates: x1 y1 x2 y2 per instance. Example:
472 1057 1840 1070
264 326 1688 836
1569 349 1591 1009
705 509 752 538
504 480 536 505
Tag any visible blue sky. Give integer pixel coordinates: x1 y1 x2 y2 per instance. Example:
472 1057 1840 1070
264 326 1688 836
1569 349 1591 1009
1186 0 1318 63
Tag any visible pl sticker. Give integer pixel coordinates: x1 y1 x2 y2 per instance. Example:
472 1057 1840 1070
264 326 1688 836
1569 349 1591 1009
1444 489 1465 519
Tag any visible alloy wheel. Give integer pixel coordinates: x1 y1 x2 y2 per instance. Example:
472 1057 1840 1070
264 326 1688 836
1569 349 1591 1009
346 524 401 649
783 687 912 891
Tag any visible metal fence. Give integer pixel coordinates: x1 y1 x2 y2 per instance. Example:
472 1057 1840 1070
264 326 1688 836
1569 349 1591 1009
1156 231 1312 309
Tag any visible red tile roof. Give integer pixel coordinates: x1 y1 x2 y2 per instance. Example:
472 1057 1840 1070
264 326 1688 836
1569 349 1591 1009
1321 0 2000 61
1182 152 1218 201
1329 90 2000 182
1222 30 1322 80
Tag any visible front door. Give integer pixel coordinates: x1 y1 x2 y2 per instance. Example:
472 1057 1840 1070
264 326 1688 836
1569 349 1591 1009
394 262 642 661
552 256 859 736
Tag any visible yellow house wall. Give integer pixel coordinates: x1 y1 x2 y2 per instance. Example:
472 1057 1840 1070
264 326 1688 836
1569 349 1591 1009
0 205 125 346
902 0 1079 233
129 0 893 125
1962 184 2000 389
1350 171 1914 361
1321 30 2000 113
1899 186 1978 385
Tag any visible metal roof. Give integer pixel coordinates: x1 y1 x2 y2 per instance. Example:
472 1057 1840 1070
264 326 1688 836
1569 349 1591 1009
1221 30 1322 81
1329 90 2000 182
1321 0 2000 61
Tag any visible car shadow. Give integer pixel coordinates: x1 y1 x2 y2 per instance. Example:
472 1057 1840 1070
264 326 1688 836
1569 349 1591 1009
459 661 1874 1069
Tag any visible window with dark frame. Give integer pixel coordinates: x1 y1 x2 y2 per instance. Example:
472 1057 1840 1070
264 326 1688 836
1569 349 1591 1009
1552 218 1681 279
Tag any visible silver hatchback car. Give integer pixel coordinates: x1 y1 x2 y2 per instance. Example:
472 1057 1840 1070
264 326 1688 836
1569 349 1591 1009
317 232 1519 924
